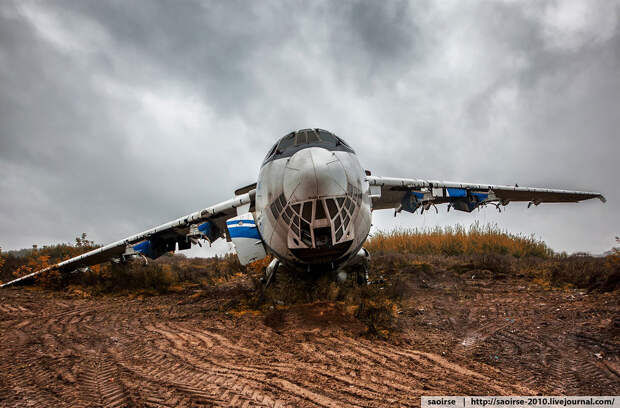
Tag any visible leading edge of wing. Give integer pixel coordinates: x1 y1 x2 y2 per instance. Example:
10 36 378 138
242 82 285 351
367 176 606 202
0 191 254 288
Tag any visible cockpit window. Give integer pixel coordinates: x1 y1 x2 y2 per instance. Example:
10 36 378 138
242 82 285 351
301 201 312 222
263 128 355 165
314 200 327 220
295 131 307 145
264 142 278 161
317 130 337 144
335 136 352 149
307 130 319 143
278 132 296 152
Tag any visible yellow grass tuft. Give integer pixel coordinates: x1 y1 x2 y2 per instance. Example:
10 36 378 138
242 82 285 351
366 222 553 258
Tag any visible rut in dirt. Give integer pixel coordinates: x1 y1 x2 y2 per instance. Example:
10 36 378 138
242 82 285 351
0 273 618 407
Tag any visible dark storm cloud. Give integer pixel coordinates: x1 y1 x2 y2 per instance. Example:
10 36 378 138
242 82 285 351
325 1 425 89
64 1 277 114
0 0 618 254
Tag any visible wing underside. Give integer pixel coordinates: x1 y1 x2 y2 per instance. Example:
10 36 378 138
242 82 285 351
368 176 605 214
1 190 255 288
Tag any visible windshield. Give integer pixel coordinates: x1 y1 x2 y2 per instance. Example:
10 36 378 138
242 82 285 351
263 128 354 165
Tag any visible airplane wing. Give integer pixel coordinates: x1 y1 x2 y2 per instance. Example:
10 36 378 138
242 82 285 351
367 176 605 214
1 189 256 288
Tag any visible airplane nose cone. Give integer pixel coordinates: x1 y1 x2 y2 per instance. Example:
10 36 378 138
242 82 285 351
283 147 347 200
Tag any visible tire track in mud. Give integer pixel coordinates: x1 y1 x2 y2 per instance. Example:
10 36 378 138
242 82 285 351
114 345 276 407
1 286 618 406
0 294 120 408
334 335 530 396
164 323 394 405
167 322 422 406
79 356 131 408
313 336 434 397
159 318 515 405
455 296 619 395
115 318 420 406
142 322 345 407
0 294 526 407
102 317 284 407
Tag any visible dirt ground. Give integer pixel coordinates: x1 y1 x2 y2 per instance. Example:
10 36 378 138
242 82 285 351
0 271 618 407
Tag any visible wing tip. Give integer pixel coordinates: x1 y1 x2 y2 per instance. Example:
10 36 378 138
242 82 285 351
0 266 53 288
0 275 31 288
1 278 20 288
598 195 607 203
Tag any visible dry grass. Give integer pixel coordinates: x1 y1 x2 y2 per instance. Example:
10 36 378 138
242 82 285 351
2 228 617 303
524 253 620 292
366 222 553 258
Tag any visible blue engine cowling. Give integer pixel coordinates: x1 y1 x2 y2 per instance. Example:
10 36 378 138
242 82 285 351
448 188 489 212
131 239 173 259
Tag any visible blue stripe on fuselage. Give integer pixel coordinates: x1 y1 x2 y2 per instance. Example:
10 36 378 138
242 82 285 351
228 225 261 240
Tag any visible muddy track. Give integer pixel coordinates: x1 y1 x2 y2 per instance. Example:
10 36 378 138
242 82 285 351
0 277 618 406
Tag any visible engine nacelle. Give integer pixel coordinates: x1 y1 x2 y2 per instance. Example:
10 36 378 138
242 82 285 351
400 191 423 213
131 238 176 259
451 199 479 213
187 220 220 244
447 188 489 213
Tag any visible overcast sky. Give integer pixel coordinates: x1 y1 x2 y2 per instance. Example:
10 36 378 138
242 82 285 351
1 0 618 256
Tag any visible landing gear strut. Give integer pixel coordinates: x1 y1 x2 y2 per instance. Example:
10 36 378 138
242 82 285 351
263 258 280 287
350 247 370 285
355 267 369 285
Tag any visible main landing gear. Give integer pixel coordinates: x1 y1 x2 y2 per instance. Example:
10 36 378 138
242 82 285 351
345 247 371 285
262 258 280 287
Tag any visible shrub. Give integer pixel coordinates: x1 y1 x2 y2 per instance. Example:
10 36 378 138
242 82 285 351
1 234 99 283
78 262 174 294
471 253 514 278
546 255 619 292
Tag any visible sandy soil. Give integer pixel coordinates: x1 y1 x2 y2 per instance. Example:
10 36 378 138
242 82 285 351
0 273 618 407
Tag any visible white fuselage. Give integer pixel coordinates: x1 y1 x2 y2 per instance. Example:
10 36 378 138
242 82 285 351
255 146 372 270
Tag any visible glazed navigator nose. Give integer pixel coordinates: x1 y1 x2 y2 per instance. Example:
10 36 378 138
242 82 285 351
283 147 348 201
